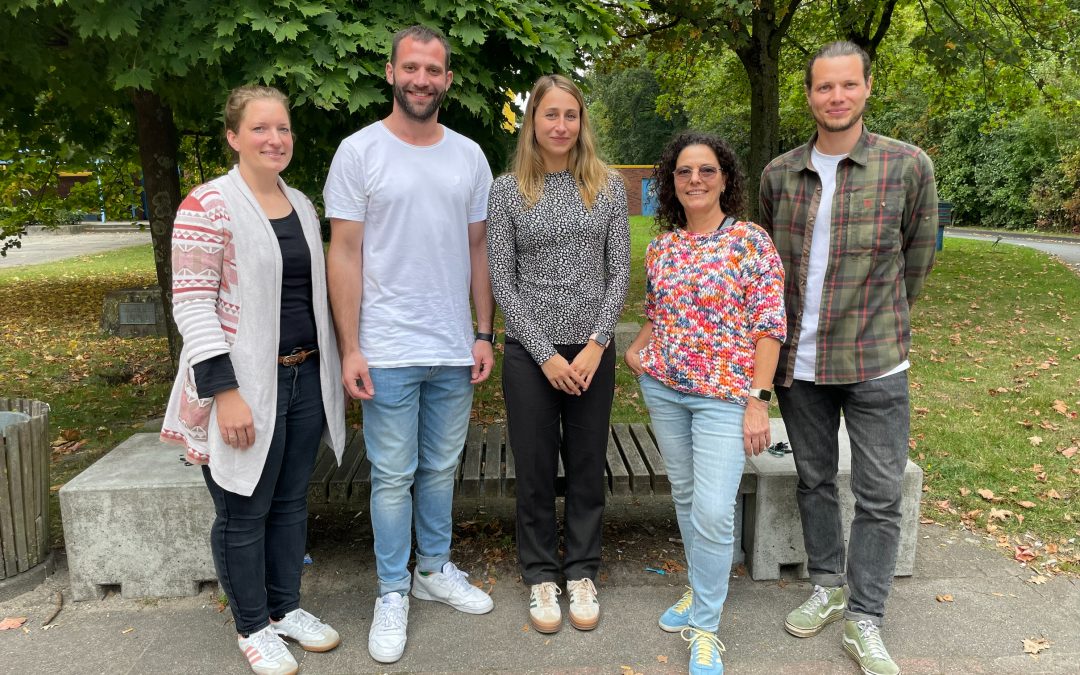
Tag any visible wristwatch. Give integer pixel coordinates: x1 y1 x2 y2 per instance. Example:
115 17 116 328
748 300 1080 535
475 332 494 343
589 332 611 349
748 387 773 403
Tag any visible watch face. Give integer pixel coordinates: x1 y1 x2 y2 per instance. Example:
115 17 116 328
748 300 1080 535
592 333 610 347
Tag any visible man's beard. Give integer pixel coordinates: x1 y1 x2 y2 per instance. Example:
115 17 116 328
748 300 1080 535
814 106 864 133
394 83 446 122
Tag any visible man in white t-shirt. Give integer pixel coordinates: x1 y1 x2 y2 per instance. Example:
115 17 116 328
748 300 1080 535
760 41 937 675
324 25 495 665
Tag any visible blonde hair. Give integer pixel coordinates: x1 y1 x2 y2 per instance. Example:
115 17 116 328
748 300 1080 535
512 75 610 209
224 85 290 135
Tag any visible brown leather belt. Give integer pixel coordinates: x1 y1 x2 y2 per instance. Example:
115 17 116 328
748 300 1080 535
278 348 318 367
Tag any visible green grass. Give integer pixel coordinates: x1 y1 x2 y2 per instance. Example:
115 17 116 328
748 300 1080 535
2 232 1077 571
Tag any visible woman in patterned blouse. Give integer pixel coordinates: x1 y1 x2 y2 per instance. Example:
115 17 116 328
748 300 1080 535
624 131 786 674
487 74 630 635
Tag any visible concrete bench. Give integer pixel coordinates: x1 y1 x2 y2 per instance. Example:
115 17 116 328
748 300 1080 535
59 418 921 599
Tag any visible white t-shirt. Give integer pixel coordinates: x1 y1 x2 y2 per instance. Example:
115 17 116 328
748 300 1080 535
323 122 493 367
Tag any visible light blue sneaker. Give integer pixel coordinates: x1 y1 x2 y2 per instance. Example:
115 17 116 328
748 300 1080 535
681 627 726 674
659 586 693 632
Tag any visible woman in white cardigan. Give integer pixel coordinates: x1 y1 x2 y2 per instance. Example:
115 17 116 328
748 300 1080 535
161 85 345 675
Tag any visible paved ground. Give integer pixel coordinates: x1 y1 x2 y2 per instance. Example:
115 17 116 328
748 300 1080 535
0 228 151 269
1 507 1077 674
944 227 1080 273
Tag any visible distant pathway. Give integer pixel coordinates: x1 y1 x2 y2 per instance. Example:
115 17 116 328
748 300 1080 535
0 230 151 270
945 227 1080 275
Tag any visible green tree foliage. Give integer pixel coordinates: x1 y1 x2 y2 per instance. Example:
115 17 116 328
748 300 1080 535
1 0 640 358
586 65 687 165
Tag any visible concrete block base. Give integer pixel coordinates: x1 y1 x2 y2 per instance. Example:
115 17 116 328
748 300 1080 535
743 418 922 581
0 553 54 602
59 434 216 600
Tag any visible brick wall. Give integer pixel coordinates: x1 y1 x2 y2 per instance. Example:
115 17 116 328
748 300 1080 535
612 165 654 216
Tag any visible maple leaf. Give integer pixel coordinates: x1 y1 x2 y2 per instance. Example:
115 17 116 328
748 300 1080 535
1014 545 1038 562
935 594 954 602
1017 501 1036 508
1061 446 1077 459
0 617 27 631
977 488 999 502
1045 489 1063 500
1028 435 1043 446
1022 637 1051 655
989 508 1012 521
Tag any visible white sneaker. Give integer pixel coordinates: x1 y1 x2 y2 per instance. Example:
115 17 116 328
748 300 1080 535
368 592 409 664
411 561 494 614
238 625 298 675
272 607 340 652
528 581 562 633
567 577 600 630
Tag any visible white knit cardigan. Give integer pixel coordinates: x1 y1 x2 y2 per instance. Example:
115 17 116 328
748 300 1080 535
161 167 345 496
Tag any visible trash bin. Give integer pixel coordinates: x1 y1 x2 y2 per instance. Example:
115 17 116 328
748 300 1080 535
936 201 953 251
0 398 53 600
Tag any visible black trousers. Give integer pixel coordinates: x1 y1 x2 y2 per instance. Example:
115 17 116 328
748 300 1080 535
503 339 615 585
203 357 325 635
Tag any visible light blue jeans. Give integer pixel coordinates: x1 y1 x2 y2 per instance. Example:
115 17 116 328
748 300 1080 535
639 374 745 633
362 366 473 597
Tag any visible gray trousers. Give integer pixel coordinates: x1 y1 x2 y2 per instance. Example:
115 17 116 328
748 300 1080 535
776 372 910 626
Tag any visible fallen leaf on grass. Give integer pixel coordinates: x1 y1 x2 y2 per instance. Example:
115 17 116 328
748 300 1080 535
1017 501 1036 509
1023 637 1051 655
1028 436 1043 447
989 508 1013 521
959 487 971 496
1062 446 1077 459
959 376 977 383
919 517 937 524
0 617 27 631
1044 489 1063 500
977 489 1001 502
1051 400 1070 416
935 594 954 602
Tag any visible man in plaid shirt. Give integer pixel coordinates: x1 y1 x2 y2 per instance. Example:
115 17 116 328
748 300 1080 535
759 41 937 675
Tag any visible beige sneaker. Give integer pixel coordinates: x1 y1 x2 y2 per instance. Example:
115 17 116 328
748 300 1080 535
567 578 600 631
529 581 562 633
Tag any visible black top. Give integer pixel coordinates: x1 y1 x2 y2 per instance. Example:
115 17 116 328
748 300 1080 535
193 208 318 398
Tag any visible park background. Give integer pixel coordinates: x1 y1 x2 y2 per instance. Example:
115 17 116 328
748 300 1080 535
0 1 1077 577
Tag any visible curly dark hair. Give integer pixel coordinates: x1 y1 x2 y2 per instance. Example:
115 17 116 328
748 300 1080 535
651 131 746 231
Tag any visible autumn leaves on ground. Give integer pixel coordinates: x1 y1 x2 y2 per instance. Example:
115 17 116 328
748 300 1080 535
0 234 1077 571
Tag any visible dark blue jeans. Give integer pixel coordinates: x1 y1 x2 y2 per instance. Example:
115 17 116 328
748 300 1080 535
776 372 910 626
203 357 325 635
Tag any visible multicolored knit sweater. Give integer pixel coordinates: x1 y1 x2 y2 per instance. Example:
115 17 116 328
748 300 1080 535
640 219 787 403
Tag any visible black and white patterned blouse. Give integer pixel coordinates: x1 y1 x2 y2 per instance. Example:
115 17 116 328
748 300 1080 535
487 170 631 365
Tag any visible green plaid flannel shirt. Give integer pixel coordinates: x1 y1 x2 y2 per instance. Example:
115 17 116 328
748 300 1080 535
759 129 938 386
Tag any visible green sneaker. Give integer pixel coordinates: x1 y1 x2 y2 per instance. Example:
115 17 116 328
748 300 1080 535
842 619 900 675
783 584 845 637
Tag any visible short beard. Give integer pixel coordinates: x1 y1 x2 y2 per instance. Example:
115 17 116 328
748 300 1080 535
393 83 446 122
815 107 864 133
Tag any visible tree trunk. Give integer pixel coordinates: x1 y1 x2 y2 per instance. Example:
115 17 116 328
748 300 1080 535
131 89 182 365
735 5 786 221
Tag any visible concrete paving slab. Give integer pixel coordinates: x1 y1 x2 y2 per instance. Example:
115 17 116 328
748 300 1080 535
1 517 1078 674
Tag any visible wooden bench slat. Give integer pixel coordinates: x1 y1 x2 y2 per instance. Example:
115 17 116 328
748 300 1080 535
307 445 337 504
503 427 516 498
611 423 651 494
349 454 372 505
482 425 503 497
327 431 366 504
458 425 483 498
604 428 630 495
630 423 669 494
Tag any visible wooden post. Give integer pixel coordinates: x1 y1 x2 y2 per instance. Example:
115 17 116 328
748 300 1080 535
0 399 50 582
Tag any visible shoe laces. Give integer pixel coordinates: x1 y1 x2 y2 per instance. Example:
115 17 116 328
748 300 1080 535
437 562 474 593
673 586 693 613
246 626 290 663
798 584 834 616
567 578 597 605
855 620 891 661
286 608 326 634
532 581 561 608
374 593 407 630
681 627 726 666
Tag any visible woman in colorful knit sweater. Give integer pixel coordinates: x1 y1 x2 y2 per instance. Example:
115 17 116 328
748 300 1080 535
624 131 786 675
487 75 630 634
161 86 345 675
